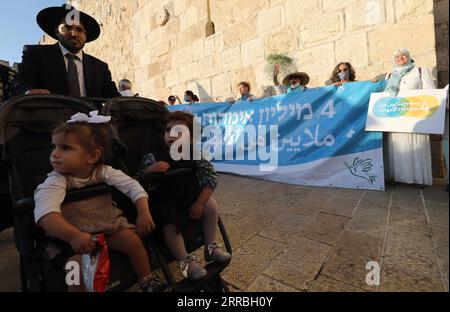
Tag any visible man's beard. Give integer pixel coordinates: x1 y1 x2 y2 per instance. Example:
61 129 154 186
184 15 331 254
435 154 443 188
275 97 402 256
62 39 85 53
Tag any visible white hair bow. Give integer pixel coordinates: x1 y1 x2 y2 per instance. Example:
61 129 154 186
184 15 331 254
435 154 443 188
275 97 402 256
66 110 111 124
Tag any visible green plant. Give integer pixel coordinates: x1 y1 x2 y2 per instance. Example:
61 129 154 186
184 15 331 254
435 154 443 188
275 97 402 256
264 53 297 78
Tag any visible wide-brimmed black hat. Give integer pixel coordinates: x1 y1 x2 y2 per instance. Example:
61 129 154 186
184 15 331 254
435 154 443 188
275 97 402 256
37 4 100 42
282 72 310 86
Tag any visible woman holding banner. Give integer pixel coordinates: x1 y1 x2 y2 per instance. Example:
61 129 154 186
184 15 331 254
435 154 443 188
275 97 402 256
383 48 436 186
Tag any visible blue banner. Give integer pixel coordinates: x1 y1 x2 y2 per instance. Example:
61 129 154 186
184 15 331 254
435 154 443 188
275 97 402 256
169 81 387 190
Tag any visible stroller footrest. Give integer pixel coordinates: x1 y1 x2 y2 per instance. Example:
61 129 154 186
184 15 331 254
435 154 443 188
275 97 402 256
173 259 231 292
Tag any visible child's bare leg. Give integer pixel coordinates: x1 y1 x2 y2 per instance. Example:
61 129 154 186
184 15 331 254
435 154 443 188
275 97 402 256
65 255 85 292
202 197 231 263
163 224 189 260
163 224 203 273
107 229 151 279
202 197 219 246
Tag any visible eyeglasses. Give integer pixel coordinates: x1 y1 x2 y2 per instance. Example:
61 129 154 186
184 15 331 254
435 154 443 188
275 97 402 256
58 24 87 34
168 98 176 102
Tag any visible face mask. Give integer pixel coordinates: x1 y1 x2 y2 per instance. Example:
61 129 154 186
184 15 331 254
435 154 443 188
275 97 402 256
338 71 349 81
290 82 301 89
184 96 191 102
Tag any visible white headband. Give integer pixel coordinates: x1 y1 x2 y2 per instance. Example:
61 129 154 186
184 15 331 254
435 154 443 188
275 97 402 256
66 110 111 124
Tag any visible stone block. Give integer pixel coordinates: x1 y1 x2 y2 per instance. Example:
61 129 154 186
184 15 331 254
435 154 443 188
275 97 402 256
293 43 336 77
147 62 160 77
192 39 205 61
383 229 441 278
394 0 433 21
379 264 445 291
259 212 313 243
264 25 300 54
223 20 257 48
198 55 223 78
241 38 265 65
210 0 235 31
204 31 225 56
257 5 283 35
165 70 179 88
289 194 330 216
321 250 379 291
346 206 388 233
232 0 266 21
222 236 285 289
204 35 215 56
146 28 163 45
173 0 187 16
150 40 171 57
172 48 193 66
388 206 431 235
140 78 156 97
138 49 152 67
300 11 344 47
335 33 369 68
285 0 322 25
178 62 198 82
221 45 242 70
347 0 386 30
320 196 360 217
263 238 331 290
180 6 198 30
212 73 232 101
368 14 436 65
302 212 350 245
228 66 256 92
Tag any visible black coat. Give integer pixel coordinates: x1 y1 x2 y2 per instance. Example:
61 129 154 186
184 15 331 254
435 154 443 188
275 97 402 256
13 43 120 98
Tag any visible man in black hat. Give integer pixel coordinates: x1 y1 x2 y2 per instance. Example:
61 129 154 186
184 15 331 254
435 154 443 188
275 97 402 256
13 4 119 98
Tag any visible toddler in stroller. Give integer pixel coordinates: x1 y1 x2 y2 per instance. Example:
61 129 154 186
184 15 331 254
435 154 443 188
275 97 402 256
140 111 231 281
34 111 166 292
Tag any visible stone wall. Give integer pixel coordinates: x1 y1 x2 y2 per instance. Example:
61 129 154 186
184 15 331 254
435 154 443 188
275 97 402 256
434 0 449 88
71 0 440 102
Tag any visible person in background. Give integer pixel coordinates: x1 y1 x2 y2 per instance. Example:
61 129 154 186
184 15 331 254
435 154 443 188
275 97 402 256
273 64 309 94
118 79 138 97
327 62 357 86
382 48 436 186
231 81 255 104
183 90 199 105
168 95 182 105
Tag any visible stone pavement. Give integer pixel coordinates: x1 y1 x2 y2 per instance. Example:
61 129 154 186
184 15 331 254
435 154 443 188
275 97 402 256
0 173 448 292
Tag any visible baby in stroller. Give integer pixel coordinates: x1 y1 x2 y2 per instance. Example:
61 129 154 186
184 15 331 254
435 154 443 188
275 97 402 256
33 111 166 292
140 111 231 281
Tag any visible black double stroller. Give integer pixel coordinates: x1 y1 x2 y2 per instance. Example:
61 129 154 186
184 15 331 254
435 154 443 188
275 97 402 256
0 94 232 292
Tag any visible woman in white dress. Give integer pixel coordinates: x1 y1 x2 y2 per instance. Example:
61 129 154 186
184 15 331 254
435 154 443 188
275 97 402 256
383 48 436 186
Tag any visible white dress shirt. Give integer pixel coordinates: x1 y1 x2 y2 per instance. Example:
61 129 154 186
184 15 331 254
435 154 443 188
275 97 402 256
59 43 86 97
